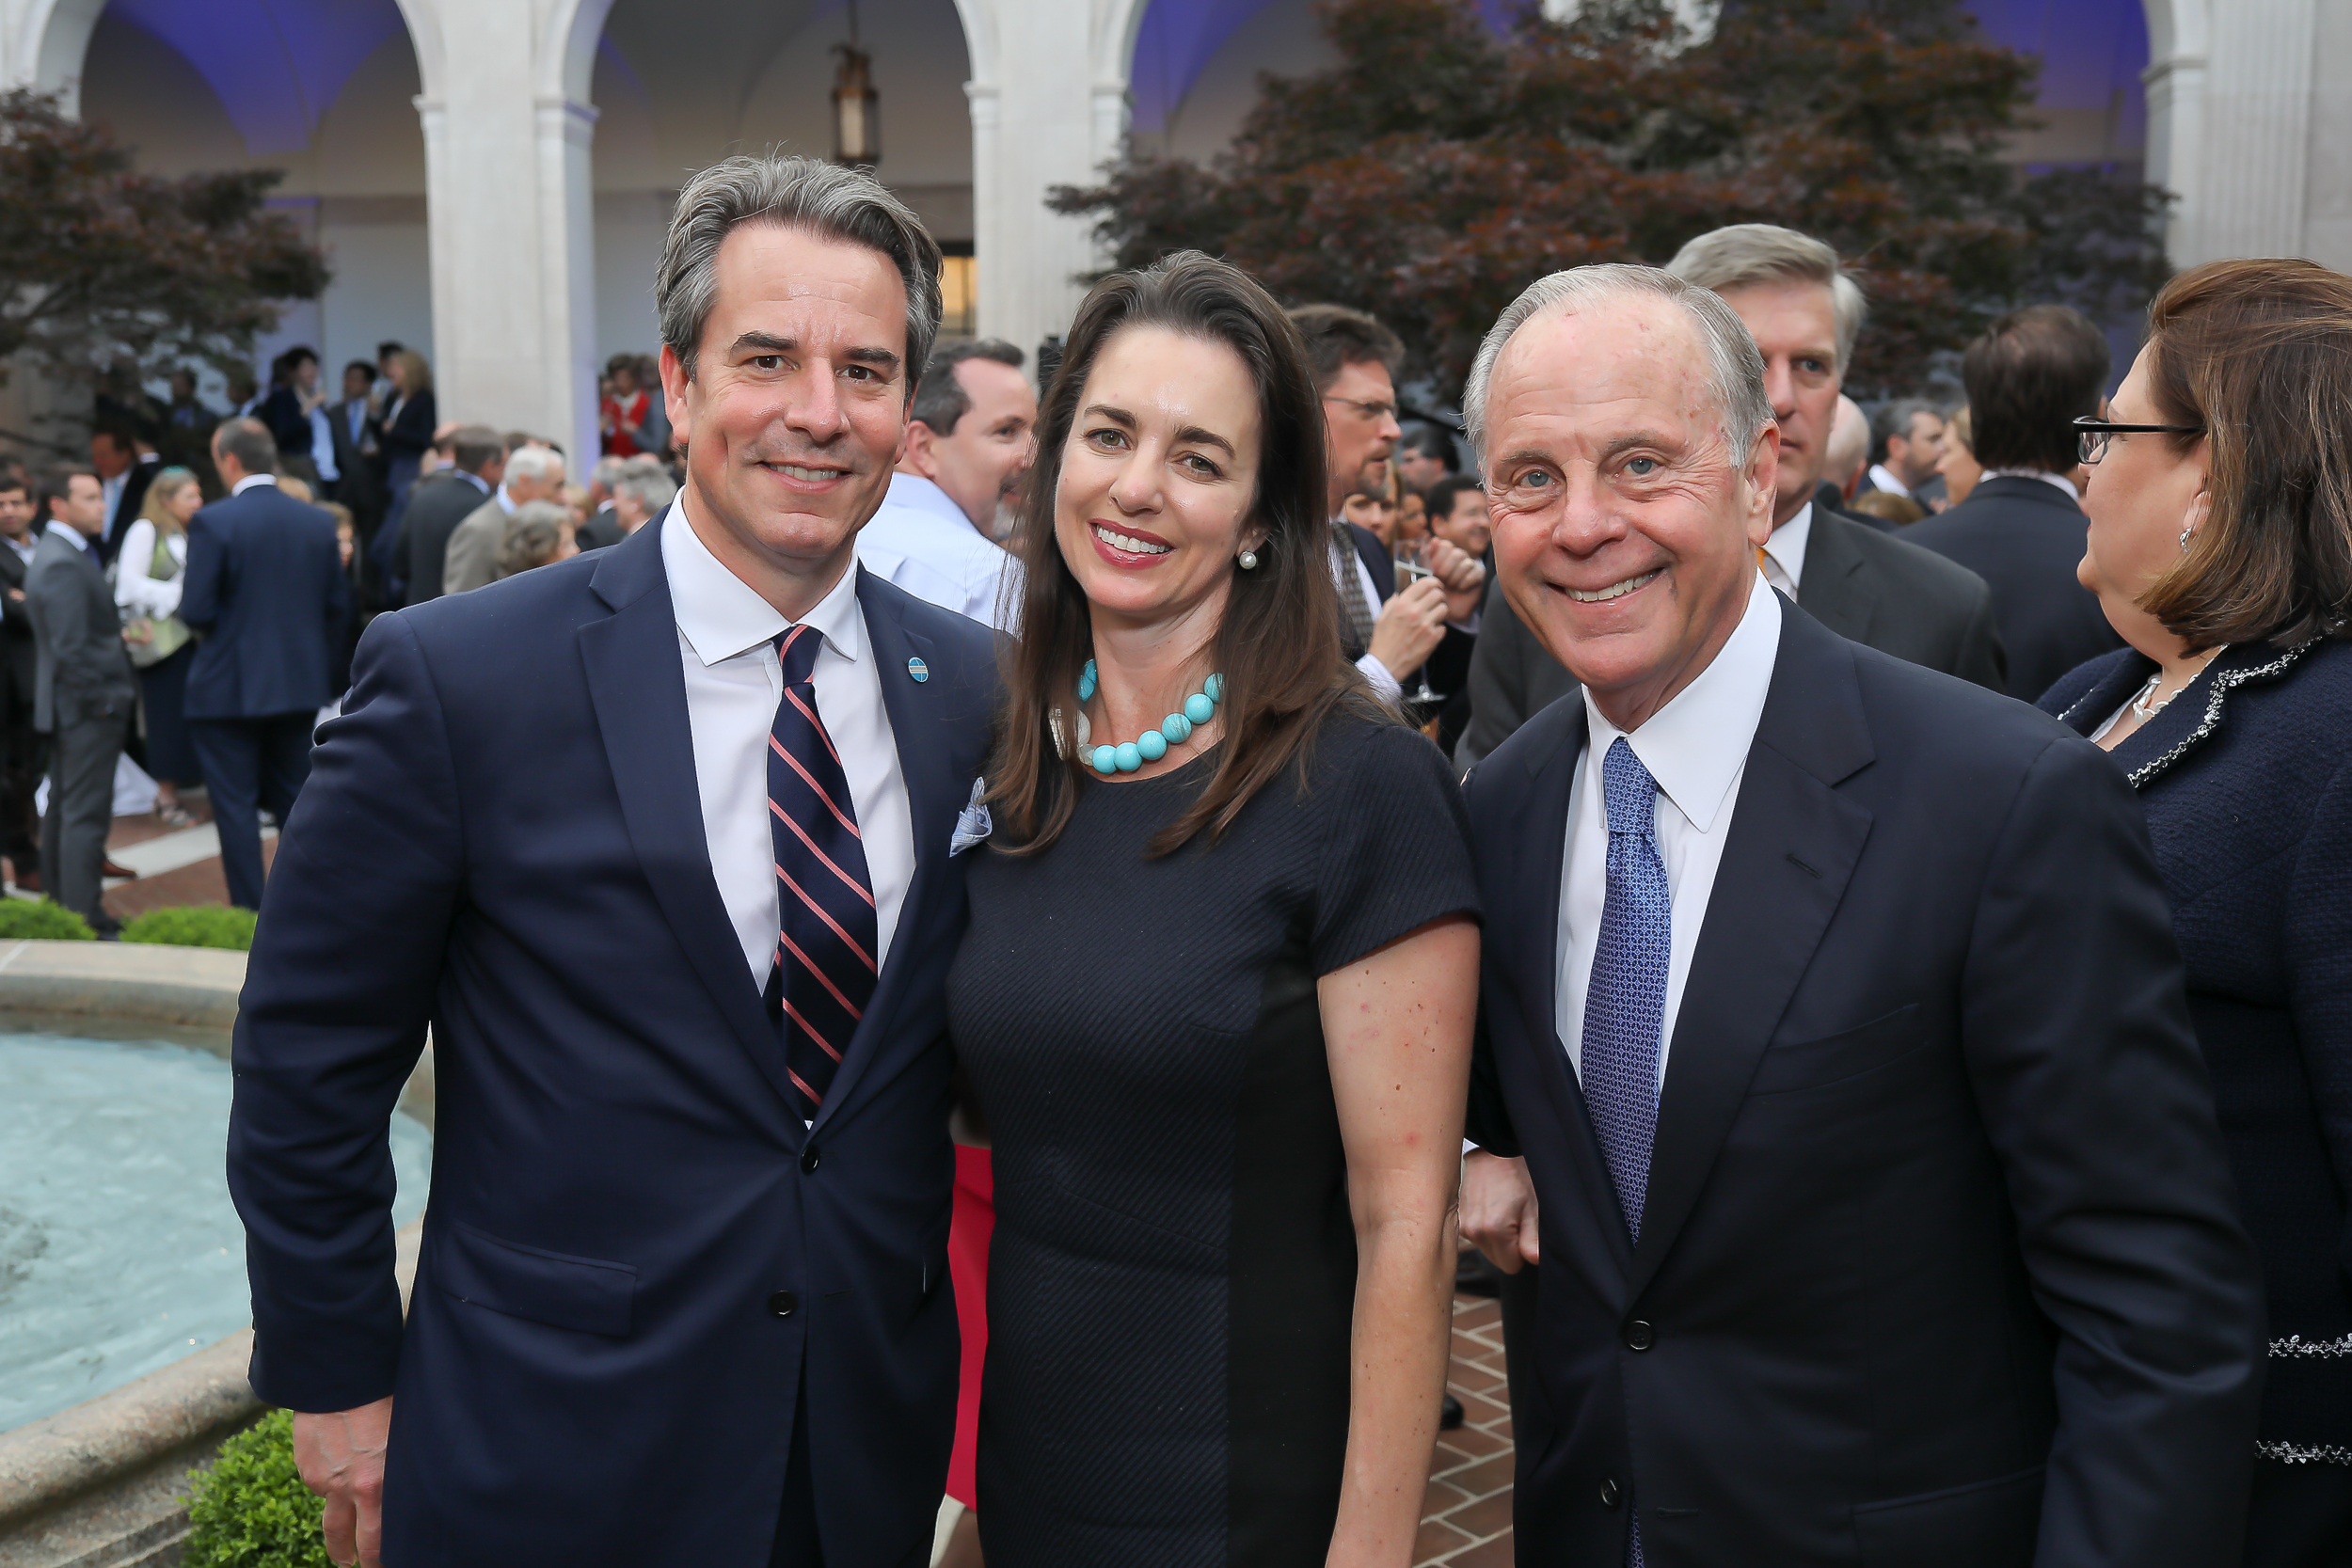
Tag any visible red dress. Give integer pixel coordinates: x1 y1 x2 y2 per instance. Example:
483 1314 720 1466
600 390 647 456
946 1145 993 1507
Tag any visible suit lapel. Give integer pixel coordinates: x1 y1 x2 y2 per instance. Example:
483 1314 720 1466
577 525 799 1120
1794 512 1871 644
1628 611 1875 1302
810 573 959 1134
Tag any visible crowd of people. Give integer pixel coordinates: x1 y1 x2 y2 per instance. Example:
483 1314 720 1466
5 145 2339 1568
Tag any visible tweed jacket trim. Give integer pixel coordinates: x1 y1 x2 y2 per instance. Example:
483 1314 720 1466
2058 638 2321 790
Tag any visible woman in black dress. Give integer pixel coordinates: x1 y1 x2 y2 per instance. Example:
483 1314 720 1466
948 252 1480 1566
2042 257 2352 1567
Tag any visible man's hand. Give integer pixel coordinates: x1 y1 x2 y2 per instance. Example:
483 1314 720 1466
1461 1150 1540 1273
1366 576 1449 683
1423 538 1487 624
294 1398 394 1568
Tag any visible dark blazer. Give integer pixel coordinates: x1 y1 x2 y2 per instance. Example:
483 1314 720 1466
327 398 386 524
397 471 494 608
2043 637 2352 1463
1903 475 2123 703
377 388 437 466
180 483 349 721
0 539 42 707
1464 600 2264 1567
24 526 136 733
227 523 995 1567
1454 503 2008 766
101 452 162 566
258 386 313 459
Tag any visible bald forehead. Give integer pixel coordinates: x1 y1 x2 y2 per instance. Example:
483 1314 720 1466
1485 296 1718 440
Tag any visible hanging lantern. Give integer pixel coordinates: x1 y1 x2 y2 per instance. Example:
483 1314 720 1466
832 3 881 168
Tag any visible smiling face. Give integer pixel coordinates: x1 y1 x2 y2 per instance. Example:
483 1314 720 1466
1715 277 1838 527
1433 484 1491 557
1054 325 1263 641
660 222 909 612
1483 297 1775 731
914 356 1037 530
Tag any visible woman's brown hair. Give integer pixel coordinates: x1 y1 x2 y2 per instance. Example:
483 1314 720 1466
2140 258 2352 648
988 250 1370 857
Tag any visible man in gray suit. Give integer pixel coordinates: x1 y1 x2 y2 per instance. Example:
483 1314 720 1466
440 442 565 594
26 467 137 934
1457 224 2007 766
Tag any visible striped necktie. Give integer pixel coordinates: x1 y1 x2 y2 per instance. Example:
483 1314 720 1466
1333 522 1377 648
767 624 878 1120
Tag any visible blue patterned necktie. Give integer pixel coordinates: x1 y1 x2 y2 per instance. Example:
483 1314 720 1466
1581 736 1667 1568
767 624 878 1120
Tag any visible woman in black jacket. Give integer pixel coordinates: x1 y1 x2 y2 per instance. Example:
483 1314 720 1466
2043 257 2352 1568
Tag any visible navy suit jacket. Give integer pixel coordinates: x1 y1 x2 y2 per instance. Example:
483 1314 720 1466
227 521 996 1567
181 483 349 719
1903 476 2123 703
1464 600 2264 1567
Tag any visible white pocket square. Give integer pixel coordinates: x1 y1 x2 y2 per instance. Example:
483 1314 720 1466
950 777 992 856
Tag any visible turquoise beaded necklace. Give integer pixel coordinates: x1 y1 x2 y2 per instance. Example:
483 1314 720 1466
1078 659 1223 775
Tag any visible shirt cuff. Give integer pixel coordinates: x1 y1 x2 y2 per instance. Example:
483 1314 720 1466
1355 651 1403 704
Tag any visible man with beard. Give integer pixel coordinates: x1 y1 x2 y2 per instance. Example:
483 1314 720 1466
856 339 1034 629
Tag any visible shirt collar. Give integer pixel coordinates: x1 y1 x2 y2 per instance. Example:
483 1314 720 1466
1581 570 1781 834
1761 499 1812 591
44 519 87 546
1866 463 1910 498
231 473 278 496
495 483 517 515
454 468 491 496
885 471 974 530
1984 467 2079 500
662 497 865 670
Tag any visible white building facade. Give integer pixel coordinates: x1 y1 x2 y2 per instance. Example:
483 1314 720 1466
0 0 2344 456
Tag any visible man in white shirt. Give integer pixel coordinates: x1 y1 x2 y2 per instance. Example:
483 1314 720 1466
229 154 996 1568
856 339 1034 629
1454 262 2262 1568
1864 397 1946 499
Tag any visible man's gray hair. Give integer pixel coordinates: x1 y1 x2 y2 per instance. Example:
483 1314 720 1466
658 154 944 388
1663 223 1867 373
613 462 678 516
1462 263 1772 464
505 444 564 483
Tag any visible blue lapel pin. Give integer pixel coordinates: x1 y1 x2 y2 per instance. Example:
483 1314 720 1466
906 656 930 683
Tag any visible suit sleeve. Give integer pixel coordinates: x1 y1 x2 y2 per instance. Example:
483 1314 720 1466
1457 762 1522 1157
1958 736 2264 1566
1455 578 1530 769
2285 756 2352 1293
180 513 225 631
1949 579 2009 694
227 612 465 1412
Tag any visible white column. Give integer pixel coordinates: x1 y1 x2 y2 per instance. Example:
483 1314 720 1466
2141 50 2206 265
538 93 601 466
968 0 1117 367
2184 0 2317 264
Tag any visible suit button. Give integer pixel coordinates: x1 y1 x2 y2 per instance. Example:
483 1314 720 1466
800 1147 821 1174
1600 1477 1622 1509
1625 1319 1655 1352
766 1291 799 1318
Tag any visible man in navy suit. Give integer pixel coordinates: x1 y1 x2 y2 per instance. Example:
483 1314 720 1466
1454 263 2264 1566
228 156 992 1568
181 417 349 911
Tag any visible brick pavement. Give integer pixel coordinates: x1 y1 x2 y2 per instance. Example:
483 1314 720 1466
1417 1292 1515 1566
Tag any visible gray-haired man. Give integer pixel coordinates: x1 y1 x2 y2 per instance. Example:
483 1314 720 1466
227 154 997 1568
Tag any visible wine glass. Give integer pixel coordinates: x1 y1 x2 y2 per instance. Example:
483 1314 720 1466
1391 542 1442 707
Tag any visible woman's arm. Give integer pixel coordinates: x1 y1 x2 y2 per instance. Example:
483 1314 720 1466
1320 913 1478 1568
113 520 182 618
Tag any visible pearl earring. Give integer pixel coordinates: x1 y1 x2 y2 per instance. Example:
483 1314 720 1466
1237 549 1259 570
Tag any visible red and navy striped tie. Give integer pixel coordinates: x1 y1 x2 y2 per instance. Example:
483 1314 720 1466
766 624 877 1119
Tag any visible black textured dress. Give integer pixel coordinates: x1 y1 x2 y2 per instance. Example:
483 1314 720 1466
947 711 1480 1566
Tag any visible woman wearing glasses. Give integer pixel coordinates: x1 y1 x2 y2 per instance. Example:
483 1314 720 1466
2042 257 2352 1568
947 251 1478 1565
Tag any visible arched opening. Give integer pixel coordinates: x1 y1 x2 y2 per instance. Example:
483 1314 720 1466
68 0 432 395
585 0 977 374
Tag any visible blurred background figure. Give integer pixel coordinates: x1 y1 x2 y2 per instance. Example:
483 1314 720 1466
1393 423 1456 496
1906 305 2124 701
1824 392 1870 503
1340 468 1398 550
0 468 44 891
89 421 161 567
115 466 203 827
1936 404 1981 509
495 499 578 579
395 425 502 607
1864 397 1947 508
2040 255 2352 1568
443 441 564 595
376 348 437 513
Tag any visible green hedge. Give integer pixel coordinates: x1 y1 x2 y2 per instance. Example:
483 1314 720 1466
122 905 257 951
0 899 94 940
182 1409 334 1568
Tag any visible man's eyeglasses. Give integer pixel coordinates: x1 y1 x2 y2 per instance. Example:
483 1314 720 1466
2074 416 2202 467
1323 394 1397 424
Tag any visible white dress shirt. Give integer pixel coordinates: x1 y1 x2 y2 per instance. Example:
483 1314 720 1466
1555 572 1782 1087
1983 468 2080 500
662 501 915 985
232 474 279 497
855 474 1019 631
1866 462 1909 498
1328 532 1405 703
113 519 187 618
1757 500 1813 597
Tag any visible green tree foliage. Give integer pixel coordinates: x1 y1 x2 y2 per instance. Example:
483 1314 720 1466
0 899 95 940
122 905 259 951
183 1410 334 1568
1055 0 2169 397
0 87 328 393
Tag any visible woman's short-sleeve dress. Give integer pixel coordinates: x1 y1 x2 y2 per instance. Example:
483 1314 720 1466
946 710 1480 1567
